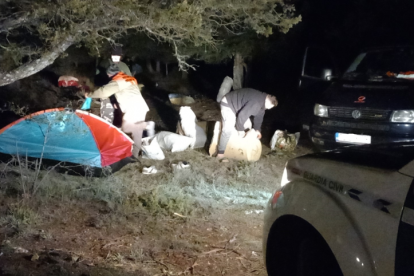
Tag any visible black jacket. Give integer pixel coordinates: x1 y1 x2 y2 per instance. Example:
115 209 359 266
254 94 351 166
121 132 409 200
223 88 267 131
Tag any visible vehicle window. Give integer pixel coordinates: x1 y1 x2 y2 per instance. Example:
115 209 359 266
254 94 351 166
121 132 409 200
303 48 336 78
344 48 414 80
346 53 366 72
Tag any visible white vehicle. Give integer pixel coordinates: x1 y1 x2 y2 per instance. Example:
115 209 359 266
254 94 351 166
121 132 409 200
263 143 414 276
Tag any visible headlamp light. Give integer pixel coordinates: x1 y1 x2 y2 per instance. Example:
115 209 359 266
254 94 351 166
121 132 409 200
390 110 414 123
314 104 328 118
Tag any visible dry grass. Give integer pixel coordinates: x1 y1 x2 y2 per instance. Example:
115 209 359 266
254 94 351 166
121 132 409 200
0 203 39 236
0 143 312 276
0 144 310 220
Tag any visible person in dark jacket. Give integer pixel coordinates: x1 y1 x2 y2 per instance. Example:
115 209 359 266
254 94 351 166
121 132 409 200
217 88 278 159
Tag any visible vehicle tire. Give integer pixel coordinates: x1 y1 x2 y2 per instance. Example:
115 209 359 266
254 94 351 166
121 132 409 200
266 217 342 276
296 237 342 276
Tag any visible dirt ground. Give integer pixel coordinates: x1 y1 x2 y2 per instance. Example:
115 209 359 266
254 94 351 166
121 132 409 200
0 74 313 276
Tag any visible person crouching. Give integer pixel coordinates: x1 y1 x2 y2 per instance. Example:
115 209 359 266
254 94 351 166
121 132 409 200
86 64 149 158
217 88 278 160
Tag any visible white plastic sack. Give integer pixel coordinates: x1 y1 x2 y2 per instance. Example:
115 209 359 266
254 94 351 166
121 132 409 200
216 76 233 103
270 130 300 151
243 118 252 130
194 124 207 148
179 106 207 149
245 128 258 139
141 137 165 160
155 131 193 152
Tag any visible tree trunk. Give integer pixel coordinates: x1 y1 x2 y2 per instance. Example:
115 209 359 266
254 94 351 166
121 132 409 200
146 59 154 73
243 61 249 87
233 52 244 90
156 60 161 73
0 35 74 87
182 70 188 80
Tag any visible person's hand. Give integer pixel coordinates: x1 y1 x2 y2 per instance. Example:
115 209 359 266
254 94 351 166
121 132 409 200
238 131 246 138
84 92 89 98
256 130 262 139
113 103 118 109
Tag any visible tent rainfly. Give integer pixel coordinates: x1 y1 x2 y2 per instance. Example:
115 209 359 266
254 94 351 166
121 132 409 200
0 108 133 168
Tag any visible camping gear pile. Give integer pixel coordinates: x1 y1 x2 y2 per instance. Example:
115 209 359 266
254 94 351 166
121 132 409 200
270 130 300 152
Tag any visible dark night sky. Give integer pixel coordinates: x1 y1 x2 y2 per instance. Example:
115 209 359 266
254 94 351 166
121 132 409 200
300 0 414 55
247 0 414 90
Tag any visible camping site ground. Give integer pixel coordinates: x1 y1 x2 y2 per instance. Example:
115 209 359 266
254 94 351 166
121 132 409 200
0 96 313 275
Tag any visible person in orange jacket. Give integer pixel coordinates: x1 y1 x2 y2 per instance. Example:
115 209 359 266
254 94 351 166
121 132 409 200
86 64 149 158
97 46 132 125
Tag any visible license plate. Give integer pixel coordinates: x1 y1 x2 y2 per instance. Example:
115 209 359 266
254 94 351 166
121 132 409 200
335 133 371 144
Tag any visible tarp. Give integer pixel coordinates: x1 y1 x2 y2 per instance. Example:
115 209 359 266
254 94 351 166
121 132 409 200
0 108 133 168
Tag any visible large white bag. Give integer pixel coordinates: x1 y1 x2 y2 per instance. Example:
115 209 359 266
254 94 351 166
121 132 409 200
216 76 233 103
193 124 207 149
155 131 193 152
141 137 165 160
178 106 207 149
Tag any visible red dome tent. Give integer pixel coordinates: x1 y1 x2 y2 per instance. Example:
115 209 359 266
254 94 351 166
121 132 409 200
0 108 133 169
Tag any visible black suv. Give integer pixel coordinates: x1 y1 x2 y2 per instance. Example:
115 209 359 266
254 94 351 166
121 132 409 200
300 46 414 149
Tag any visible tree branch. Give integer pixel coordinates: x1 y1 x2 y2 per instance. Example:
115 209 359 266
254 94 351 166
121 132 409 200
0 35 75 86
0 13 35 33
173 41 197 72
